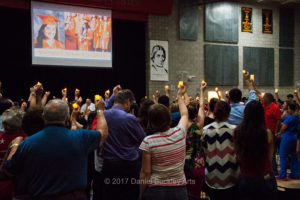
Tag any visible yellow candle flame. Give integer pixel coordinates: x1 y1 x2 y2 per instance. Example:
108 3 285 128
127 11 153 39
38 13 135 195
95 95 101 100
165 85 169 89
275 89 278 93
215 87 218 92
37 81 41 86
105 90 110 94
250 75 255 81
243 70 246 74
72 103 79 109
178 81 184 88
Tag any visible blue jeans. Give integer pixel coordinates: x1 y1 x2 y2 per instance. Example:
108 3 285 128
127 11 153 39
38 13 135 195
238 174 277 200
142 186 188 200
279 133 300 178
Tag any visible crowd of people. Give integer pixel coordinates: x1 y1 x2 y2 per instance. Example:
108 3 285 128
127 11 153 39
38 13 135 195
0 71 299 200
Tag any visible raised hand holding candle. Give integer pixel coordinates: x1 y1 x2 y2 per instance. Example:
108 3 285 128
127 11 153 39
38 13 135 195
178 81 184 88
165 85 169 89
95 95 101 101
37 81 41 86
275 89 278 94
250 75 255 81
243 70 246 74
72 103 79 109
201 80 206 86
215 87 218 92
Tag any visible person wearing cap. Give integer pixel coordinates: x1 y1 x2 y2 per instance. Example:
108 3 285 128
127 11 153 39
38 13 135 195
34 14 65 49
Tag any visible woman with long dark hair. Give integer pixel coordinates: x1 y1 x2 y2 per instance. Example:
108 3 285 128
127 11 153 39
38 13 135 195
233 100 277 200
34 14 64 49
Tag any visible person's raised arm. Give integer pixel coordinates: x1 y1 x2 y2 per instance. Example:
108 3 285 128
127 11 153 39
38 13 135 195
28 87 37 108
6 137 24 161
178 85 189 131
244 71 258 103
71 104 84 130
197 82 207 129
95 97 108 146
165 85 170 97
244 71 254 91
294 90 300 103
41 91 50 107
275 89 280 102
61 88 67 102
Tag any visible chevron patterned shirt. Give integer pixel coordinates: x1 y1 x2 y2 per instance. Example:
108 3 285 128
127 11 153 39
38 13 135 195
202 121 240 189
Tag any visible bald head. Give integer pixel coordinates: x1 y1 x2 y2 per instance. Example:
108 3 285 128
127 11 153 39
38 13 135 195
44 99 69 124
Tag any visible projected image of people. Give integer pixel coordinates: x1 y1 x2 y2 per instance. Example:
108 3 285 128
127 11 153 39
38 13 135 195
151 45 168 74
34 12 65 49
64 13 112 52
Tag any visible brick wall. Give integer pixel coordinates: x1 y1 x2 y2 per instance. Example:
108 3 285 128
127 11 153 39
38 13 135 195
146 0 300 100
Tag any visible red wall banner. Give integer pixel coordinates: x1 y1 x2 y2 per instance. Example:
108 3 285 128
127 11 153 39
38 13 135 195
0 0 173 21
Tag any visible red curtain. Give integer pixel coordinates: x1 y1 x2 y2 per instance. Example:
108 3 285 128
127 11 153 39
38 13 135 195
0 0 173 21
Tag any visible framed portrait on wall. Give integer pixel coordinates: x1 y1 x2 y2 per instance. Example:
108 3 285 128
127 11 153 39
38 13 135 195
150 40 169 81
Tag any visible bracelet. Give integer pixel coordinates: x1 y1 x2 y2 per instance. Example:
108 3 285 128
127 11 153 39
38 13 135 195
10 143 19 148
97 110 104 113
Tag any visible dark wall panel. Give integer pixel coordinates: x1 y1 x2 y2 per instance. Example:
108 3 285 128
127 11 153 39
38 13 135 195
244 47 274 86
279 49 294 86
179 0 198 40
205 2 238 43
205 45 238 86
279 7 294 47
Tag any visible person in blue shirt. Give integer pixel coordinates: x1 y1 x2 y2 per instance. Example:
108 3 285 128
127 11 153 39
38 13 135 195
228 72 257 125
4 99 108 199
278 102 300 179
97 89 146 200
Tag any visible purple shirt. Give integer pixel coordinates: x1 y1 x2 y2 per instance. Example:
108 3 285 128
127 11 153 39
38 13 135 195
103 105 146 161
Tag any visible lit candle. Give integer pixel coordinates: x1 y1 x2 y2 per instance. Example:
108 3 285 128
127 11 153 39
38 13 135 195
261 93 265 97
165 85 169 89
145 96 148 99
37 81 41 86
95 95 101 101
72 103 79 109
75 88 79 92
178 81 184 88
243 70 246 74
226 91 229 95
215 87 218 92
105 90 110 94
201 80 206 85
275 89 278 93
65 97 68 101
295 90 297 93
156 90 159 93
196 96 200 101
250 75 255 81
64 88 67 91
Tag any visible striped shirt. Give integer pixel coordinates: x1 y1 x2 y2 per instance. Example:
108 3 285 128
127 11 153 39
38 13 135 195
202 122 239 189
139 125 187 187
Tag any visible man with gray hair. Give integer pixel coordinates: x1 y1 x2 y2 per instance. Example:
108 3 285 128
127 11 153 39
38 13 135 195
4 99 108 200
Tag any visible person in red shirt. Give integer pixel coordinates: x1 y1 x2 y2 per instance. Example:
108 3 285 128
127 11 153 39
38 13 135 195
263 93 281 176
0 108 27 200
